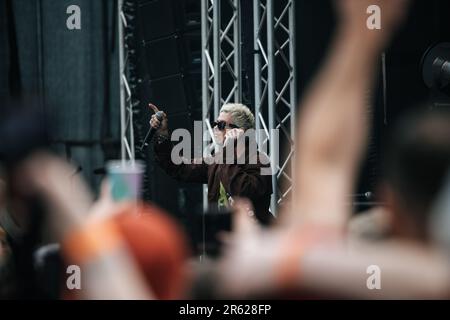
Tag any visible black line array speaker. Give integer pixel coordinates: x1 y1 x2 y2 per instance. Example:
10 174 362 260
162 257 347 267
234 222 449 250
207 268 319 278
138 0 179 41
133 0 202 233
136 0 196 122
143 36 183 79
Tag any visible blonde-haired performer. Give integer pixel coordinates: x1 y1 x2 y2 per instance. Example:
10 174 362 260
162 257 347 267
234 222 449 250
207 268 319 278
149 103 273 225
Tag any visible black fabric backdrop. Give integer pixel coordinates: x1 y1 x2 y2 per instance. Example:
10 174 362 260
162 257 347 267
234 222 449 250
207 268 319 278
0 0 120 191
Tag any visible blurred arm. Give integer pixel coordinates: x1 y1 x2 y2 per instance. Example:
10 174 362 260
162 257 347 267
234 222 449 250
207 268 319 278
154 139 209 184
285 0 408 229
298 242 450 299
22 153 154 300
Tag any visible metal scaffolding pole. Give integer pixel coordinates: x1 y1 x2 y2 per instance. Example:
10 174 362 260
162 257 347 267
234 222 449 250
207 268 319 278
118 0 126 161
233 0 242 103
254 0 297 215
253 0 262 148
201 0 209 210
267 0 277 215
289 0 297 209
213 0 221 120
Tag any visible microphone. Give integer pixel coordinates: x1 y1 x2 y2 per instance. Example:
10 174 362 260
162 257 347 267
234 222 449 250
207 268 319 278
140 111 164 151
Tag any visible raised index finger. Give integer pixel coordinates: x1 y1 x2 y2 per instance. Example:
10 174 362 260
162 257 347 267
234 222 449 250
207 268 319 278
148 103 160 113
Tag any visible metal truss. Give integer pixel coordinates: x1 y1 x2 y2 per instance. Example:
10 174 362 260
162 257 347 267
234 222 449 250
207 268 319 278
202 0 242 120
200 0 297 214
118 0 137 162
201 0 242 208
254 0 297 215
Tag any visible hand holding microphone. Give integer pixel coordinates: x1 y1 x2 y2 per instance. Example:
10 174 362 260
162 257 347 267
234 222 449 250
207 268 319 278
149 104 168 134
140 103 169 151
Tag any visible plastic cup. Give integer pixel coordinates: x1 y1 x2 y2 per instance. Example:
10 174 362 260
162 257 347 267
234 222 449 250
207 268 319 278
106 160 145 202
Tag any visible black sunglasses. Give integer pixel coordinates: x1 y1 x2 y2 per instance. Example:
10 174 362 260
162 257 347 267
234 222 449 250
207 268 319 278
212 120 239 131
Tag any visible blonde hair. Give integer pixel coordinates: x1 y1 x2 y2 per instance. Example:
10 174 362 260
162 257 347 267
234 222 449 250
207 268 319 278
220 103 255 130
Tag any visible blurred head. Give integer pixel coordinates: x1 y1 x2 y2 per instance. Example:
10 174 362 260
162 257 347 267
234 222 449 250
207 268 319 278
213 103 255 144
112 204 190 299
381 108 450 242
0 98 52 245
0 98 50 169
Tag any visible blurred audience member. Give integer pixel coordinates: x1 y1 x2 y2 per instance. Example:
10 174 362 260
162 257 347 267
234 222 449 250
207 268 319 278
111 204 191 299
350 109 450 243
212 0 450 300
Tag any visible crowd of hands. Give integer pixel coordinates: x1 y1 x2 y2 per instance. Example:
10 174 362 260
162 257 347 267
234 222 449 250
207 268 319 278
2 0 450 299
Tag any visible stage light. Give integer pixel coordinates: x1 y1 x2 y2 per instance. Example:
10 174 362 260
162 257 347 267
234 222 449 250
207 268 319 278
422 42 450 95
